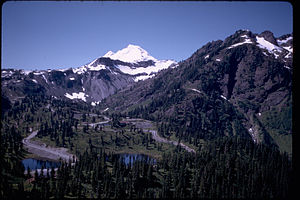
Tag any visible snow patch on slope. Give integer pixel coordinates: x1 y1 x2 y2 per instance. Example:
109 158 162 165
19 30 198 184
91 101 101 106
134 74 155 82
190 88 201 94
22 70 33 75
65 92 88 102
42 75 48 83
277 36 292 45
228 34 253 49
88 64 106 71
116 59 175 82
73 66 87 74
73 64 106 74
256 36 282 58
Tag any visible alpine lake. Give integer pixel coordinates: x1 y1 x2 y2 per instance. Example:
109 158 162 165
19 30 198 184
22 153 156 171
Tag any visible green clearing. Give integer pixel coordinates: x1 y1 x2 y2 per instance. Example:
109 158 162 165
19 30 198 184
33 116 179 160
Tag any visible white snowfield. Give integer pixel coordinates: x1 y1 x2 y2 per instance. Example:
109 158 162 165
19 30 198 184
256 36 283 58
227 33 293 60
134 74 155 82
117 60 175 82
116 60 175 75
65 92 88 102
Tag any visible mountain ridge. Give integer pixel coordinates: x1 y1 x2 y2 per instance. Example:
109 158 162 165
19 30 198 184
99 30 292 154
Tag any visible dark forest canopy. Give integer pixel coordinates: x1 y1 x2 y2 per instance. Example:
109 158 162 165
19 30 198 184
0 95 293 199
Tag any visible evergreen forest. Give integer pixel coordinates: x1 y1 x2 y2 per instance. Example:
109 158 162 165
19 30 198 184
0 94 293 199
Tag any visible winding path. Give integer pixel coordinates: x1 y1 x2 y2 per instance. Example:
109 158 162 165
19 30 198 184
88 120 110 128
23 115 195 164
22 130 76 162
128 119 196 153
149 130 196 153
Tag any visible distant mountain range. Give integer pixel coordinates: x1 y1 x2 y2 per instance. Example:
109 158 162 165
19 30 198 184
1 44 177 105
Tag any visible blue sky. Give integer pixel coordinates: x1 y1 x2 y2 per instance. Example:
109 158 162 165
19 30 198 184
2 1 293 70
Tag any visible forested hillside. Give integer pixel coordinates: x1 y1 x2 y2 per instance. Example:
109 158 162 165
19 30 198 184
101 30 292 156
1 30 293 199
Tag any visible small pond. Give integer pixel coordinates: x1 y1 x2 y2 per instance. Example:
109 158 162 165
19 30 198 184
22 158 61 170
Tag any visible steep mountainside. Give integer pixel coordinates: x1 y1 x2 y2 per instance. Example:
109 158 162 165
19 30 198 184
1 44 176 106
100 30 292 154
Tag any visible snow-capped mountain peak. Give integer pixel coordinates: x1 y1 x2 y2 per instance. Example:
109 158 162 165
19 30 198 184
72 44 177 81
103 44 158 63
98 44 178 81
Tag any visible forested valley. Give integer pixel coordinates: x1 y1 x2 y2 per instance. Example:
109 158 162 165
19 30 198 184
1 93 292 199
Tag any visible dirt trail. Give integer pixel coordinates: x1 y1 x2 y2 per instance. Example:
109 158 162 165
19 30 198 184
23 130 76 162
149 130 196 153
129 119 196 153
88 120 110 128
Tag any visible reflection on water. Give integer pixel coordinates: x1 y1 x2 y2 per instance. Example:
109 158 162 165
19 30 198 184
22 158 61 170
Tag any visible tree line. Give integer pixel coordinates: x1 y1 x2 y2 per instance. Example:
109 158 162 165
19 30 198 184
8 136 291 199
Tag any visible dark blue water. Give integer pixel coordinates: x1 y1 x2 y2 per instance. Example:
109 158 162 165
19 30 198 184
118 154 156 166
22 158 61 170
